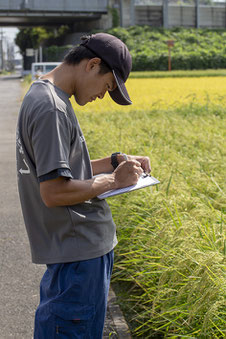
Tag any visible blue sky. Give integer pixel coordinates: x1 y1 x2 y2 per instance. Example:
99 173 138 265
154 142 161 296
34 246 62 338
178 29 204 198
1 27 18 42
0 27 21 59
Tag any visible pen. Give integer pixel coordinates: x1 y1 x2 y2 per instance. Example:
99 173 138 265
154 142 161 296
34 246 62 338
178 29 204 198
141 173 149 178
122 153 128 161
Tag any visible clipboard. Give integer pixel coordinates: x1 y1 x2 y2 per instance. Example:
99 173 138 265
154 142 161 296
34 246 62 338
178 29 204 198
97 175 160 200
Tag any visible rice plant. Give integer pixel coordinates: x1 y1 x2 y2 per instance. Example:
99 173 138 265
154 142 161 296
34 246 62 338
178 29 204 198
73 75 225 337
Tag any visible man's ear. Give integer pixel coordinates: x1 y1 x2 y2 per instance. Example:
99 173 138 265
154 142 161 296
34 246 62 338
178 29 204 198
86 57 101 72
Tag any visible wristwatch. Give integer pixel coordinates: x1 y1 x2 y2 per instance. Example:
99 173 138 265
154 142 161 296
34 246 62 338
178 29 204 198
111 152 127 170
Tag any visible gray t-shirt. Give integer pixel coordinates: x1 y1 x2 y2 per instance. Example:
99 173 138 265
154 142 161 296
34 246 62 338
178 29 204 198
16 80 117 264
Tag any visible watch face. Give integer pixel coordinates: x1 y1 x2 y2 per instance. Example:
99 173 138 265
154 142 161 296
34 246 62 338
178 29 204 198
122 153 128 161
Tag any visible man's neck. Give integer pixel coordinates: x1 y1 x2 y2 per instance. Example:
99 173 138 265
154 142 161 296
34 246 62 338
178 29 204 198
40 63 78 97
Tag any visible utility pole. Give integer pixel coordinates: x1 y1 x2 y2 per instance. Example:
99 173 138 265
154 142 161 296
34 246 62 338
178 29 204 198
130 0 135 26
0 29 5 71
195 0 200 29
163 0 169 29
39 46 43 62
119 0 123 26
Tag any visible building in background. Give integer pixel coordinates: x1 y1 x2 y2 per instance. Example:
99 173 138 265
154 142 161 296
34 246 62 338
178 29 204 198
0 0 225 74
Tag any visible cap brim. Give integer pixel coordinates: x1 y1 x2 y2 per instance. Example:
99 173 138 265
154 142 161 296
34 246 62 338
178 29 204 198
109 70 132 106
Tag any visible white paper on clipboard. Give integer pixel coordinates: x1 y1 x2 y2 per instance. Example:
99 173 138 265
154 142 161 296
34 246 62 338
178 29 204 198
97 175 160 200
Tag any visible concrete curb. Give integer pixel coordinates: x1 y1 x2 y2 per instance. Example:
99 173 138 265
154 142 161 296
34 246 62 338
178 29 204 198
106 288 131 338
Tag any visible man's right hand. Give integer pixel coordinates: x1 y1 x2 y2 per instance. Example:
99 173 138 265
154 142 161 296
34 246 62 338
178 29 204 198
40 160 143 208
113 160 143 189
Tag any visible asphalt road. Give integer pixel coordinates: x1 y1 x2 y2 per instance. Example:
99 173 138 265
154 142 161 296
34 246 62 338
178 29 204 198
0 75 46 338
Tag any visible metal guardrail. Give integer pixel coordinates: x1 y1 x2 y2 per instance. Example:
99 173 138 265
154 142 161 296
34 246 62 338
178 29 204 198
0 0 108 12
135 0 226 5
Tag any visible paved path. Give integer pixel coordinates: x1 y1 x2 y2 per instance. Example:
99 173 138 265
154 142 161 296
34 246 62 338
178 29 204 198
0 75 45 338
0 75 131 339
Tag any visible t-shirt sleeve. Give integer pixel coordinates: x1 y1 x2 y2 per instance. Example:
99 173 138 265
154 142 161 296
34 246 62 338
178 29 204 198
38 168 73 183
29 108 73 177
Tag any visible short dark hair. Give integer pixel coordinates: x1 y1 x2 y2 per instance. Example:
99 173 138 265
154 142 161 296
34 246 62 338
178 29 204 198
63 35 111 75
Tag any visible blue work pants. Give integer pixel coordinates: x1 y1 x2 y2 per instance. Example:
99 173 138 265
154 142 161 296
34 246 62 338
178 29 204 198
34 250 114 338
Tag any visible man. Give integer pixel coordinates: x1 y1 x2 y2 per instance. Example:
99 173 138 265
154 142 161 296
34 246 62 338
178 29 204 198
16 33 151 338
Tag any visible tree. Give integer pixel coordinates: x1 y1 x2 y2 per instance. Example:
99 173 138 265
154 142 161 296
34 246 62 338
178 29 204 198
15 27 50 56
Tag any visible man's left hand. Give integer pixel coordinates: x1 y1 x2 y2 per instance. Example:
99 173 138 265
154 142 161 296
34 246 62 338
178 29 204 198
119 154 151 174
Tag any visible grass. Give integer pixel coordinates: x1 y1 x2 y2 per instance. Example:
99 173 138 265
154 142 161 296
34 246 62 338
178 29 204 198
72 76 226 338
130 69 226 78
74 76 226 114
0 70 14 76
21 74 32 99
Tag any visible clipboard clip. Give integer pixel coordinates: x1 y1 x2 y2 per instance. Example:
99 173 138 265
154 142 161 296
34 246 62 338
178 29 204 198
141 173 150 178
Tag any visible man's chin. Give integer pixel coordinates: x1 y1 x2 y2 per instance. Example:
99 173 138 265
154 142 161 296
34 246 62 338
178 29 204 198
73 95 86 106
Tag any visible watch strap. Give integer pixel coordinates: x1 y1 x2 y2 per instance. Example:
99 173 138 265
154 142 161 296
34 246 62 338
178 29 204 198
111 152 121 170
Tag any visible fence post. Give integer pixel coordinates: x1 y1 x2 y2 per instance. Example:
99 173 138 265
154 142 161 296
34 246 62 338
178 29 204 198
167 40 174 71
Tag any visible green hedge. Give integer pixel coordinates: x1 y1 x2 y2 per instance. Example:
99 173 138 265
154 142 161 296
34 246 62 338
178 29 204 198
104 26 226 71
43 45 72 62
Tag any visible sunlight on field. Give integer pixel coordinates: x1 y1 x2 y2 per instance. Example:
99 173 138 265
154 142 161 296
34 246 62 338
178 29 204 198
72 76 226 113
72 75 226 337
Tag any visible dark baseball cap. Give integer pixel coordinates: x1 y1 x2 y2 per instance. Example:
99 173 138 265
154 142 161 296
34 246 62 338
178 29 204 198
80 33 132 105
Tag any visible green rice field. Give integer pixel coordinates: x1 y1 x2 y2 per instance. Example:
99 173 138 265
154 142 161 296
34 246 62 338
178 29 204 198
75 76 226 338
